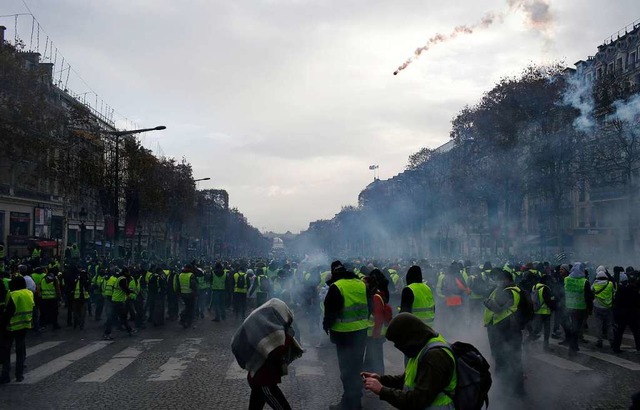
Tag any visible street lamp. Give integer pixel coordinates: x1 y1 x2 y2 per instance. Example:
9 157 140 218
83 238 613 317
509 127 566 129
105 125 166 257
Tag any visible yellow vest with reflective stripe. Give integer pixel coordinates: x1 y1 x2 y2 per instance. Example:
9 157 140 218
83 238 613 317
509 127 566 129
233 272 248 294
8 289 35 331
404 334 456 409
331 278 368 333
533 283 551 315
484 286 520 325
593 281 614 309
111 277 128 303
104 276 117 297
211 273 226 290
408 282 435 325
74 280 89 299
179 272 194 295
564 277 587 310
40 278 57 299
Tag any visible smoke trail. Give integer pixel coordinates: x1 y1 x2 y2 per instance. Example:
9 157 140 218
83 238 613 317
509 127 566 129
508 0 553 35
562 73 595 133
607 94 640 124
393 0 553 75
393 13 497 75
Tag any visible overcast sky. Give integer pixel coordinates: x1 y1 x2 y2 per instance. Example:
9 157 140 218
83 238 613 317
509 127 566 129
3 0 638 232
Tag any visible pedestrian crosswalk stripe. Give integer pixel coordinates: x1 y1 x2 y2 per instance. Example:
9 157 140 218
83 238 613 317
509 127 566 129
533 353 593 371
23 341 64 359
147 338 202 382
582 334 633 350
22 341 113 384
292 364 324 376
76 339 162 383
549 339 640 371
225 360 246 379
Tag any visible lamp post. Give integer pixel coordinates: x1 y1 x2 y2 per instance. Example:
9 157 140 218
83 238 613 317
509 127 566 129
104 125 166 257
79 207 88 259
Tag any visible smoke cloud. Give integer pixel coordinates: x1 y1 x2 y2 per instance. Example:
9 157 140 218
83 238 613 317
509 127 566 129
562 73 595 134
608 93 640 124
393 0 554 75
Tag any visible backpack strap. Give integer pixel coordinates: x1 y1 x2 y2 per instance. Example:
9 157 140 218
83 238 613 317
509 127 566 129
419 340 456 398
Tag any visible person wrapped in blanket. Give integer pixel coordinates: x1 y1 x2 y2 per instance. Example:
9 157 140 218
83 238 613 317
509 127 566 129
231 298 304 410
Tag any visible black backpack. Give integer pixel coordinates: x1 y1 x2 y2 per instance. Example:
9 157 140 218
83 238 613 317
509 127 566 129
425 341 492 410
236 272 247 289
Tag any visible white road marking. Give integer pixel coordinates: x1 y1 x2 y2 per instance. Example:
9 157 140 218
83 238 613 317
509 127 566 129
22 341 113 384
20 341 65 360
147 338 202 381
76 339 162 383
582 334 633 350
533 353 592 371
550 339 640 370
292 364 324 376
225 360 246 380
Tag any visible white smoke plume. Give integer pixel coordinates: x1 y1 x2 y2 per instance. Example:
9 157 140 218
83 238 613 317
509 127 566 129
393 0 554 75
608 94 640 124
562 72 595 134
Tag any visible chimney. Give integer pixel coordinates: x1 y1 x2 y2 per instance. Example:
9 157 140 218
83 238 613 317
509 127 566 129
0 26 6 45
39 62 54 84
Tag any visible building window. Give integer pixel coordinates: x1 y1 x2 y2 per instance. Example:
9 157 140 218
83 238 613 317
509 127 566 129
589 207 596 227
578 207 586 228
10 212 30 236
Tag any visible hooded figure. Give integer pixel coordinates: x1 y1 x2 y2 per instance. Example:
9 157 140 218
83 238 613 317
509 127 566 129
232 298 303 410
362 313 456 409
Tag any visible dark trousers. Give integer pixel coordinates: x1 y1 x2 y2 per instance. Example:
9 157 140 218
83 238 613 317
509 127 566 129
487 320 524 394
612 313 640 351
167 293 179 320
180 295 195 326
196 290 209 317
531 314 551 345
93 294 104 321
134 297 145 327
40 298 59 328
72 299 87 330
103 299 115 335
1 329 27 381
553 305 564 333
211 290 226 320
233 292 247 319
113 302 132 334
332 329 367 408
66 292 73 326
565 309 587 351
249 384 292 410
363 337 385 376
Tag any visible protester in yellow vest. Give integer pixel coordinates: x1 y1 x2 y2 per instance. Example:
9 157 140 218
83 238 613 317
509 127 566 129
178 265 197 328
1 276 35 383
72 270 90 330
529 274 555 350
563 263 593 355
591 266 614 348
400 266 435 327
323 261 370 410
362 313 456 410
483 269 525 396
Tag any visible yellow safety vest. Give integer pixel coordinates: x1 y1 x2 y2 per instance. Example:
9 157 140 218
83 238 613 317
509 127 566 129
564 277 587 310
179 272 194 295
8 289 35 331
111 277 128 303
593 281 614 309
408 282 435 326
404 334 456 410
484 286 520 326
331 278 368 333
533 283 551 315
211 273 226 290
39 278 57 300
74 280 89 300
233 272 248 294
104 276 117 297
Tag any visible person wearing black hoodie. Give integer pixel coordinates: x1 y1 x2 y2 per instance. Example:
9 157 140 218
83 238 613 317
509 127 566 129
362 313 456 409
324 260 371 410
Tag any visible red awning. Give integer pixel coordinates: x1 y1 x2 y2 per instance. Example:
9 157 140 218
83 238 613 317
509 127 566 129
36 240 58 248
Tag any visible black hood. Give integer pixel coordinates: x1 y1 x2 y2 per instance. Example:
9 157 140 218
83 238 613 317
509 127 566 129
385 313 437 358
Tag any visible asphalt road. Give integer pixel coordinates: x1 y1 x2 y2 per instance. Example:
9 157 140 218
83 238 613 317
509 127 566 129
1 303 638 410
